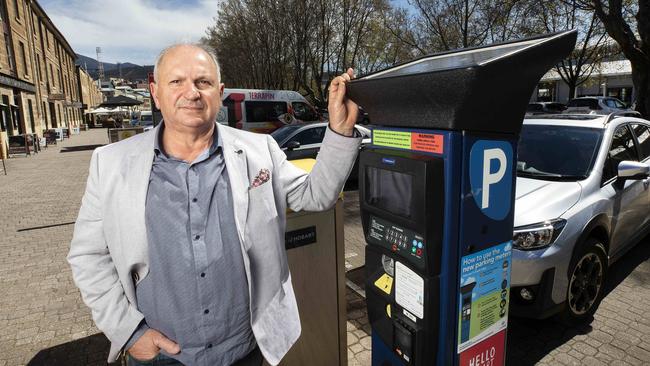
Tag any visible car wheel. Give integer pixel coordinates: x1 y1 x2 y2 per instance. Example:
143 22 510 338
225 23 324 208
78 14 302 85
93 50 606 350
562 238 607 323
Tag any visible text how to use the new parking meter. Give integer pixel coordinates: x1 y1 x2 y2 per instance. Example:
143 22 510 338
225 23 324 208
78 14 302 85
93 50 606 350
347 30 577 366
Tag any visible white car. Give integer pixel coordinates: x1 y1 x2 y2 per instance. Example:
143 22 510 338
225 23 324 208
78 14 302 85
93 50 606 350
138 111 154 131
510 112 650 322
565 96 631 115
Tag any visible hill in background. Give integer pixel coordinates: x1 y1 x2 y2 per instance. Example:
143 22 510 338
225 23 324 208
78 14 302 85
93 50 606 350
75 54 153 81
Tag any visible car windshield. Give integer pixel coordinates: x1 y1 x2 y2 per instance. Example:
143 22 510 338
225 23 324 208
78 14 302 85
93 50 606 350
271 125 303 143
517 125 603 181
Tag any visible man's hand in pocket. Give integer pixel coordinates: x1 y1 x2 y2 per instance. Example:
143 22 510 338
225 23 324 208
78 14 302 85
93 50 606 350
128 329 180 360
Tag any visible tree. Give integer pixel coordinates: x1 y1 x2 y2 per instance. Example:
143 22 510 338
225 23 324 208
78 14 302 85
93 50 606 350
533 0 609 100
575 0 650 116
404 0 539 54
205 0 389 107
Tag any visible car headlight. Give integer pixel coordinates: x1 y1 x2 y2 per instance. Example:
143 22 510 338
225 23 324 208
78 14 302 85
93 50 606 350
513 219 566 250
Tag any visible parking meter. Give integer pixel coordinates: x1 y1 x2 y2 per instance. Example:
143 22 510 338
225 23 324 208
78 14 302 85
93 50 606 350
347 31 576 366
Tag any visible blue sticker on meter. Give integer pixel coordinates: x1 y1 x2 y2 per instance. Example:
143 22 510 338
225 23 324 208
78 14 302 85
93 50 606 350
382 157 396 165
469 140 513 220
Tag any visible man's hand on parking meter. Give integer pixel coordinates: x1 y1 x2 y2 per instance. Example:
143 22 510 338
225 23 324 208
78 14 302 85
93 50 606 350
128 329 180 360
328 68 359 137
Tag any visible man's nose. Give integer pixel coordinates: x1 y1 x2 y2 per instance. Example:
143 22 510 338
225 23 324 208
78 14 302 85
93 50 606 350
183 83 200 99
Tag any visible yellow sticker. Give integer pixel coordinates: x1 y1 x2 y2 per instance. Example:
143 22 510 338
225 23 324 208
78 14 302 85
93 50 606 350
374 273 394 295
373 130 412 149
386 304 392 318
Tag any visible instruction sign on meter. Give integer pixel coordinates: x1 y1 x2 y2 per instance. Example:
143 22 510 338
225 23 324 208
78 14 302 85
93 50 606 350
457 242 511 353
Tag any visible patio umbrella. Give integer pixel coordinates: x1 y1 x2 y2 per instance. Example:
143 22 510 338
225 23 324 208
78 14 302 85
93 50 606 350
89 107 112 114
99 95 143 107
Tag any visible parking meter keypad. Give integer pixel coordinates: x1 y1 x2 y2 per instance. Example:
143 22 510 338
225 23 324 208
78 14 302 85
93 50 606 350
368 216 425 268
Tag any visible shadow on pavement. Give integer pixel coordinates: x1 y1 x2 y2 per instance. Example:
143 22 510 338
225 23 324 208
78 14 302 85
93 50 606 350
506 315 593 365
27 333 119 366
507 234 650 365
60 144 105 153
603 234 650 295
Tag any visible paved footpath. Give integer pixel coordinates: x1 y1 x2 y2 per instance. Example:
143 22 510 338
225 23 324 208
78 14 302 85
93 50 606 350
0 130 109 366
1 129 650 365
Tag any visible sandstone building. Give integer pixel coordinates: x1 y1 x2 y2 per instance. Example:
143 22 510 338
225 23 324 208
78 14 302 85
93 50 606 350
0 0 100 158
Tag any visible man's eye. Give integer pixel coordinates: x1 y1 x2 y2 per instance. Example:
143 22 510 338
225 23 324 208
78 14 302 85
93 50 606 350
169 80 180 85
198 80 212 86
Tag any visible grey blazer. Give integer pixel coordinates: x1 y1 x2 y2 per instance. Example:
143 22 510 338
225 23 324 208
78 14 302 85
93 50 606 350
67 123 361 364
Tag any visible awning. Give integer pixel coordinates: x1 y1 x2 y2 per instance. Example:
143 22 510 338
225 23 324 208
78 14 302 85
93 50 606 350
100 95 143 107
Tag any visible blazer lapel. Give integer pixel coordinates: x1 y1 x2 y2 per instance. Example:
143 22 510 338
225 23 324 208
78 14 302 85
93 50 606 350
125 132 155 262
220 125 250 241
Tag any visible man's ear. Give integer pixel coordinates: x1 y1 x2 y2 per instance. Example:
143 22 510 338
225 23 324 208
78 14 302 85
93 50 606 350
150 82 161 109
219 83 225 98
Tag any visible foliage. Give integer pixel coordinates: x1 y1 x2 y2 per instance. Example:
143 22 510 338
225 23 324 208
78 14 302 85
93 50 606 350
575 0 650 116
203 0 648 115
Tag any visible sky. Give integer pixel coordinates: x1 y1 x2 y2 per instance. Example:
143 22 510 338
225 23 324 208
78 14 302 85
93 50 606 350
38 0 413 67
39 0 221 66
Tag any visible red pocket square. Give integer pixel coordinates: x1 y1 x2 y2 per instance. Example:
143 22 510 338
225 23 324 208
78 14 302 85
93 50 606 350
251 168 271 188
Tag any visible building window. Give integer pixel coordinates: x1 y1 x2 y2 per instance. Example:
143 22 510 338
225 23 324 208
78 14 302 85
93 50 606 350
4 34 14 72
42 101 48 128
49 63 53 85
0 97 6 132
19 41 27 76
607 87 633 105
30 12 35 35
537 82 557 102
13 0 20 20
27 99 34 133
35 55 41 80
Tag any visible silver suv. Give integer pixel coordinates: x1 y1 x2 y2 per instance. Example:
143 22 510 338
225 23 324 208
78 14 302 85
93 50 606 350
510 113 650 322
565 96 631 115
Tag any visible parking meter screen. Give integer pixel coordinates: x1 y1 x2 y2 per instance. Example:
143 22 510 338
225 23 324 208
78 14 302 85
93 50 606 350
365 167 413 218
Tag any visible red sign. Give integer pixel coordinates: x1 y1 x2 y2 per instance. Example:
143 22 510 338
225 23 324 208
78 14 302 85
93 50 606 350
459 330 506 366
411 132 444 154
148 72 154 84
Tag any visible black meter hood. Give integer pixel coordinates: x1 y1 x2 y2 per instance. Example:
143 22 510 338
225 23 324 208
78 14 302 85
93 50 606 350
347 30 577 135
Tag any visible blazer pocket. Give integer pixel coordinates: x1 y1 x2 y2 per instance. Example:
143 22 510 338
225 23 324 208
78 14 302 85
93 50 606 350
248 180 277 217
245 180 279 250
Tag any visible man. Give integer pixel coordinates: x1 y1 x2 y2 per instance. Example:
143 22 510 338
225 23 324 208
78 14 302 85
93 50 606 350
68 43 361 366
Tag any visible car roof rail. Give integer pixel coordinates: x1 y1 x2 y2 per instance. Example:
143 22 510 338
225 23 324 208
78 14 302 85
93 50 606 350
605 110 643 124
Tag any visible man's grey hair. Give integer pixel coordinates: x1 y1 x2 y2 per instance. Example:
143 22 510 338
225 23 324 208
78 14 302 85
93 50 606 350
152 42 221 83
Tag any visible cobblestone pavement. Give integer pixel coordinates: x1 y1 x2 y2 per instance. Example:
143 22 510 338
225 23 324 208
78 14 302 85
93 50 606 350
1 129 650 365
343 192 365 271
0 129 109 366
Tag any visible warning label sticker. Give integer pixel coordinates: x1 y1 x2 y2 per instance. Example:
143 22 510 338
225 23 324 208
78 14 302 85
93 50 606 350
374 273 394 295
372 129 444 154
412 133 444 154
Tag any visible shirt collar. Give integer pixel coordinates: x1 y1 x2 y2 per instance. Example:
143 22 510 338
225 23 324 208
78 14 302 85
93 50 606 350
153 120 222 159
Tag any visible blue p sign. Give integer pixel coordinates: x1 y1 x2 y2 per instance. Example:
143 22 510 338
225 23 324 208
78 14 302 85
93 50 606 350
469 140 513 220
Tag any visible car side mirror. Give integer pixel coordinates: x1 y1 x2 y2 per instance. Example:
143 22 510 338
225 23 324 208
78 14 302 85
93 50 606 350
286 140 301 150
617 161 650 180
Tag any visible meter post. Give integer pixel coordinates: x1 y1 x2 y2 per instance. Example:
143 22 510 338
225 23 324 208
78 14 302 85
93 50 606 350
347 30 577 366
